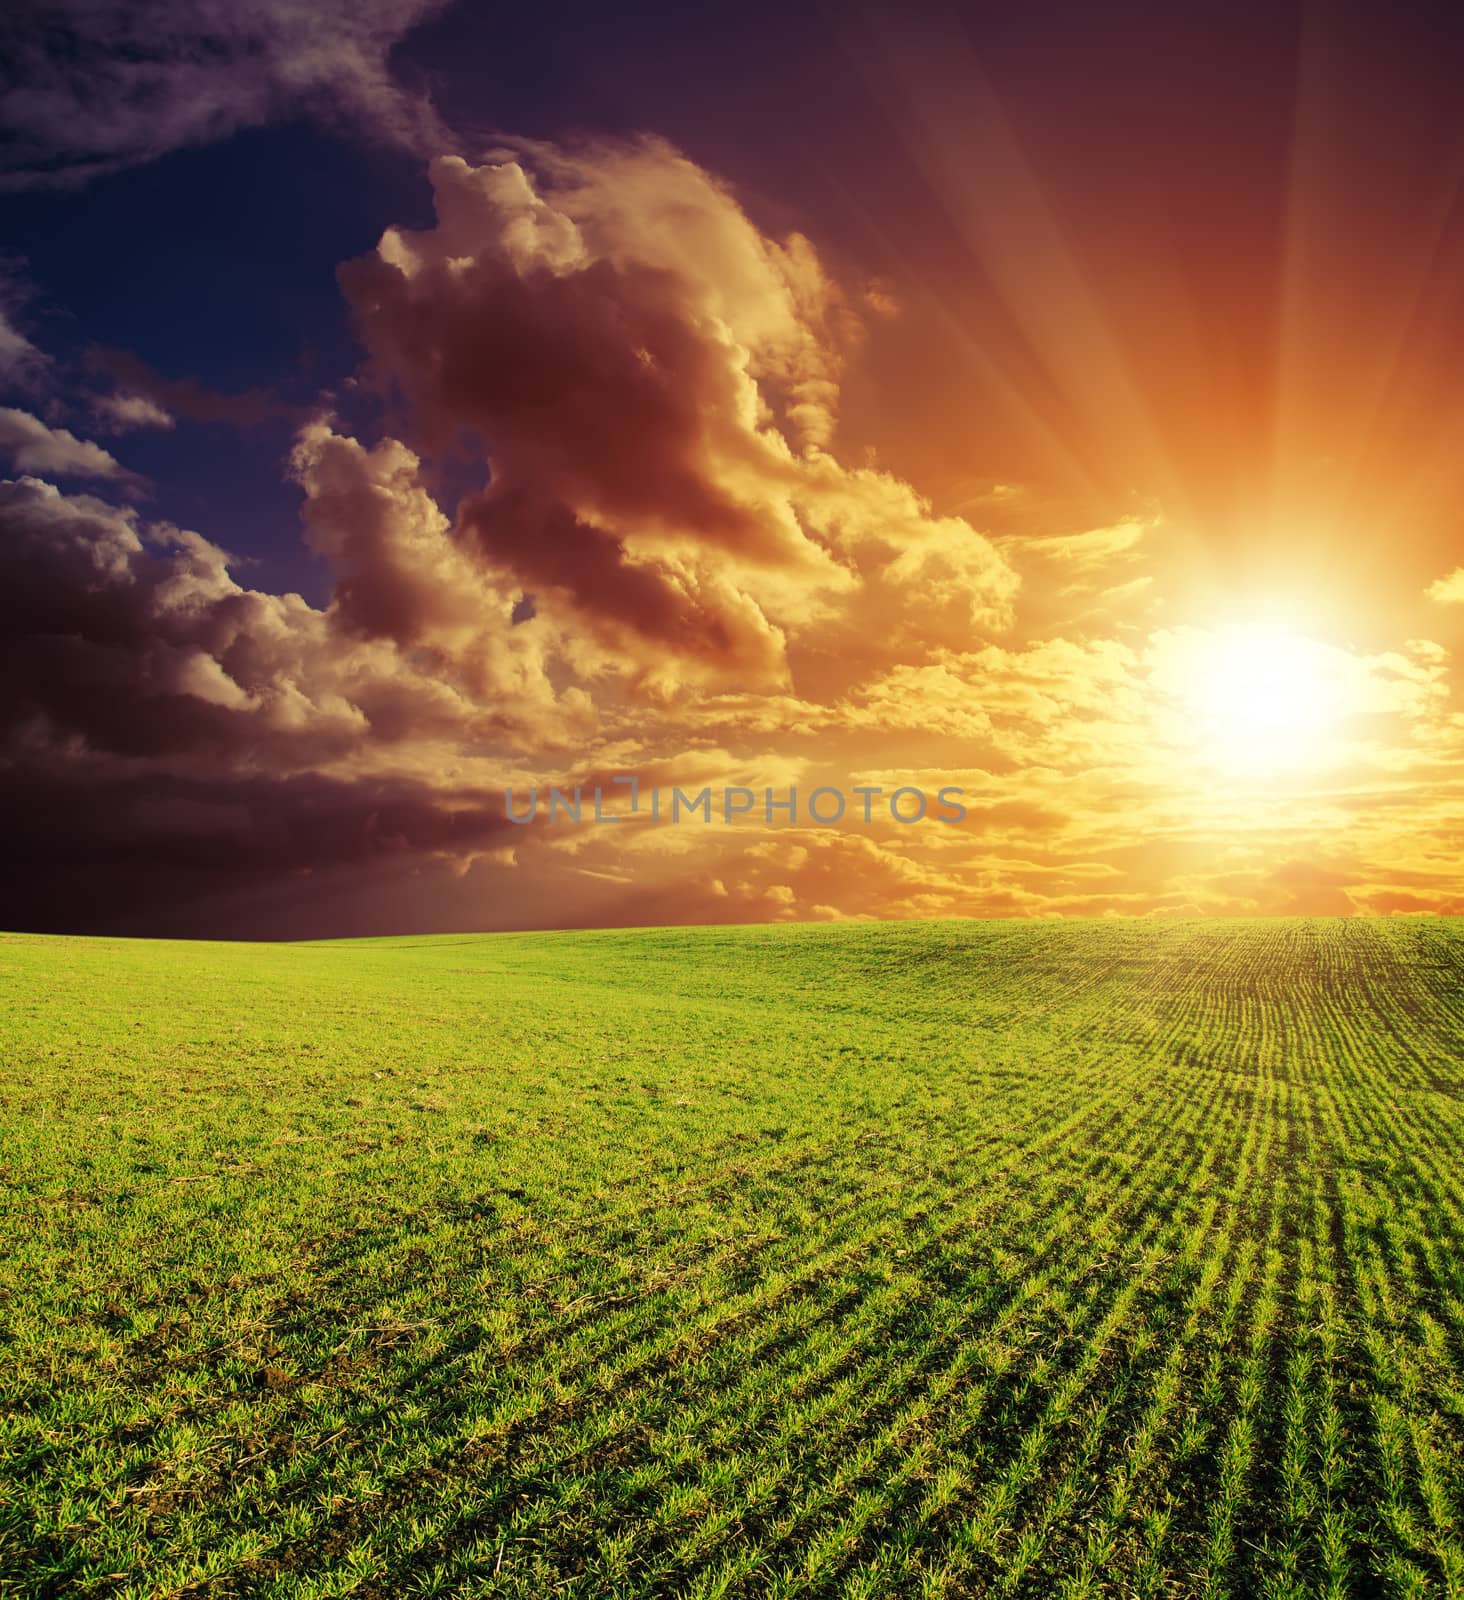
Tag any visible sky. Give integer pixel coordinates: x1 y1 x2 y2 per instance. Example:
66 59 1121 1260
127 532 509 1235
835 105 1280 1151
3 0 1464 938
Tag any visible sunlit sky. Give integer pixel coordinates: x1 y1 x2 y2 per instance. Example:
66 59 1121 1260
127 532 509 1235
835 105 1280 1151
3 0 1464 936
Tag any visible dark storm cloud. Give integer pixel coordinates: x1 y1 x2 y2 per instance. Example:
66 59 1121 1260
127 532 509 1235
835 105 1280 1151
0 471 577 759
0 469 577 929
336 148 832 688
337 143 1016 689
457 489 787 680
0 0 453 189
0 765 518 935
343 244 803 560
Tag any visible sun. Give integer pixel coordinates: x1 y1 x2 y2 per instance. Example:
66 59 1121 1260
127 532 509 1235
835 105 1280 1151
1156 621 1357 776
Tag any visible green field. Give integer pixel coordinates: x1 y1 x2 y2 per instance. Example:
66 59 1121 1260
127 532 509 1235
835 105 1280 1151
3 918 1463 1599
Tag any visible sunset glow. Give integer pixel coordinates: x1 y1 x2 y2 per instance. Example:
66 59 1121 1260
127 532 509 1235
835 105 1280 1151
1165 623 1356 777
2 3 1464 932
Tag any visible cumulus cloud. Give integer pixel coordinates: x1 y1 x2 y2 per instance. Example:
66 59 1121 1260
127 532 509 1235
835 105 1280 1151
0 0 453 189
0 311 48 389
289 420 591 726
1426 568 1464 605
0 471 588 767
338 140 1017 691
90 392 175 433
0 469 601 927
0 407 128 479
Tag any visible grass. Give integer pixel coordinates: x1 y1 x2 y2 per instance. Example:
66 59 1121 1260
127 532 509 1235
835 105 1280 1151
1 915 1463 1598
